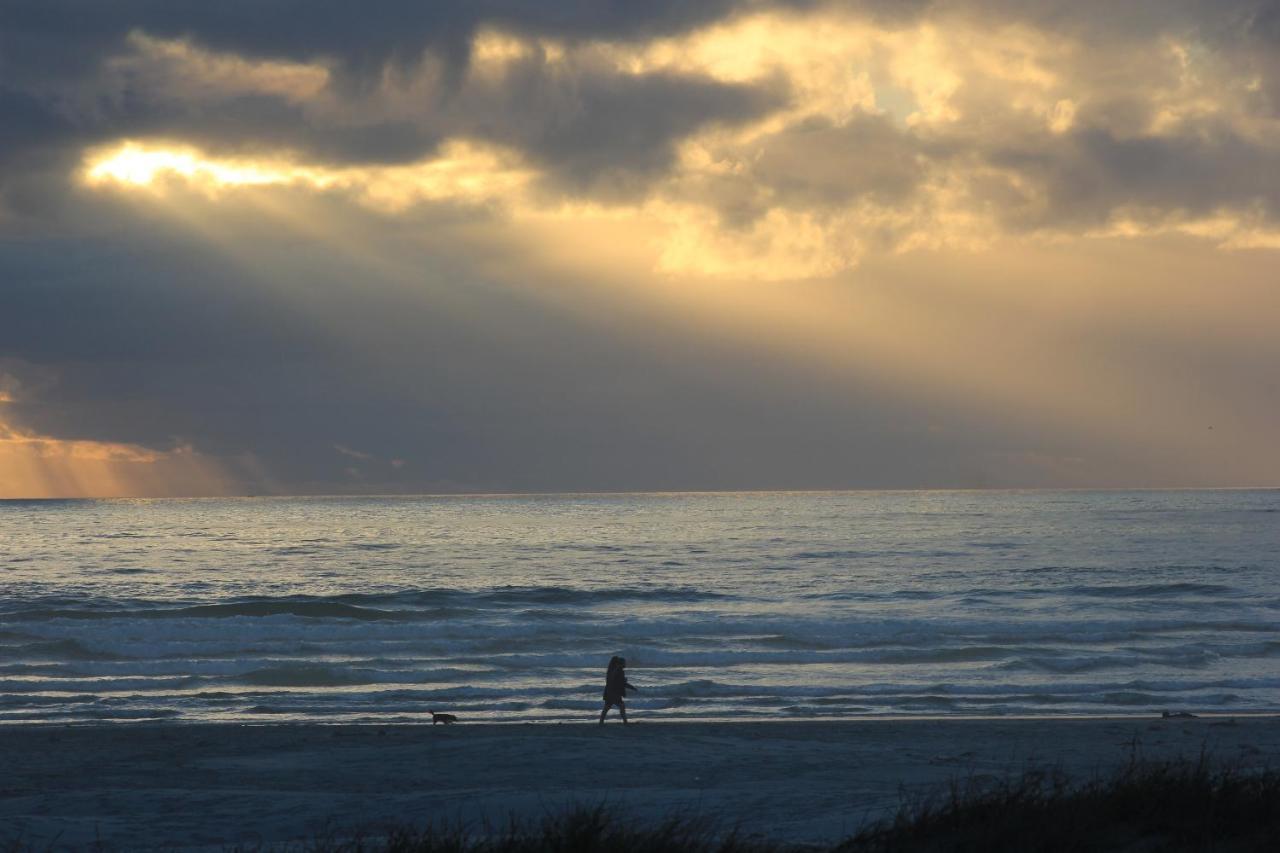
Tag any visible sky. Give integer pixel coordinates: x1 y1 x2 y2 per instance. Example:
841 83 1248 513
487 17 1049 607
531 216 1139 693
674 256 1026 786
2 0 1279 497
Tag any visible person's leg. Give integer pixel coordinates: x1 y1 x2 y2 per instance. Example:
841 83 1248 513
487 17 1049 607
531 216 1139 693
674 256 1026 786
618 699 628 724
599 701 611 724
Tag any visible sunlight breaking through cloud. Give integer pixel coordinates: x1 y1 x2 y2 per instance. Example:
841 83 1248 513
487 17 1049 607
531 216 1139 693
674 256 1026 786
83 140 534 211
0 416 234 498
74 2 1280 284
8 0 1280 494
85 143 309 188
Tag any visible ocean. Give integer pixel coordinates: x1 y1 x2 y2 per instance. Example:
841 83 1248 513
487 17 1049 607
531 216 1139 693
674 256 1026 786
1 491 1277 724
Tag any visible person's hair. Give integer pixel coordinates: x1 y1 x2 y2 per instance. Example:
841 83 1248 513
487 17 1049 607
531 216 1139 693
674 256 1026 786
608 655 624 671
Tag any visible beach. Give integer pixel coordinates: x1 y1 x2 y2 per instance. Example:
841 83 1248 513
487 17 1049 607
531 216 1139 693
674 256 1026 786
3 716 1277 848
4 494 1277 848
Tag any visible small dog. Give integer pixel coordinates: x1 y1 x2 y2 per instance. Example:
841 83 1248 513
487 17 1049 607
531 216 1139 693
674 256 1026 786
429 710 458 725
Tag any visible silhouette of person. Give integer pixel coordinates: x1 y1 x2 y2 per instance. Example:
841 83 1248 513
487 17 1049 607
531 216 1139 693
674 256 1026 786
599 655 638 724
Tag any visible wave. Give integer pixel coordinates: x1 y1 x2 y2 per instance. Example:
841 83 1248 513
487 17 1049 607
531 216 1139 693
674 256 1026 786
1064 582 1238 598
792 550 876 560
790 549 969 560
77 708 183 720
4 586 735 623
175 601 398 620
9 608 1279 677
236 663 493 687
802 589 946 602
805 582 1246 604
441 586 732 606
998 654 1197 675
240 666 377 687
9 600 399 621
2 675 203 693
1 639 122 661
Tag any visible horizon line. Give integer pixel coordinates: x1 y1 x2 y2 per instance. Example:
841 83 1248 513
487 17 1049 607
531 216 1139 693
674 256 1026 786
2 485 1277 501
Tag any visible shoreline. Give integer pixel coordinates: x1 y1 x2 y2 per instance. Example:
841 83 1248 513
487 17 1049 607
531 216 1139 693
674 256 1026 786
6 709 1277 728
4 716 1277 848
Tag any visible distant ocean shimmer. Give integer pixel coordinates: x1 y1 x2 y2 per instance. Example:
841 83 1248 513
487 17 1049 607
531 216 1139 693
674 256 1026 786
2 491 1277 723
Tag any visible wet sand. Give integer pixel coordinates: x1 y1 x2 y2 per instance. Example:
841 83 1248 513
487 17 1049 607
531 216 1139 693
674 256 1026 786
2 716 1277 848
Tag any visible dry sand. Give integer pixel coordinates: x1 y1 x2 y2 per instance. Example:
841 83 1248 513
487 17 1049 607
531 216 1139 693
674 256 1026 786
2 716 1278 849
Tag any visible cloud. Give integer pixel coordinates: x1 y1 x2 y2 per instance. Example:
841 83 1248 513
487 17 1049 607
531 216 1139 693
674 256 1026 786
0 1 784 201
3 0 1280 495
0 373 235 498
0 0 754 84
105 32 331 106
8 1 1280 238
980 122 1280 231
749 115 925 208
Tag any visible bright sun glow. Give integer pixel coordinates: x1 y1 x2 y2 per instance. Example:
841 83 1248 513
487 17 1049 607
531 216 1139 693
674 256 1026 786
82 140 534 212
84 142 334 189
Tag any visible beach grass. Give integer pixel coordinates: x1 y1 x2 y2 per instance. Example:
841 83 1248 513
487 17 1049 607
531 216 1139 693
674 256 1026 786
283 757 1280 853
3 754 1276 852
841 753 1280 852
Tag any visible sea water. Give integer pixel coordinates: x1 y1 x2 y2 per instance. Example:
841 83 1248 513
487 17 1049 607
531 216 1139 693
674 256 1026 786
1 491 1277 723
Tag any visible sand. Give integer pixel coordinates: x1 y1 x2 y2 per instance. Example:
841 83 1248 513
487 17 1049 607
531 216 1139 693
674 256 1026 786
2 716 1278 849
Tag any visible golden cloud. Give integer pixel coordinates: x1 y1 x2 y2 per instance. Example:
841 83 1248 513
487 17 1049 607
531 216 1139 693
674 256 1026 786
78 10 1280 282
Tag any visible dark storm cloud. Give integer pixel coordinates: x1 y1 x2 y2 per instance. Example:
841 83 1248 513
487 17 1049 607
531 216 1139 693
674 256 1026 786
0 89 74 164
162 53 781 193
474 61 784 196
0 0 746 78
0 0 787 198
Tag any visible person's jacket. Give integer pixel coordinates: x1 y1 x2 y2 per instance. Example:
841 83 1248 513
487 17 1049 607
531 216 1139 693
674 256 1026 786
604 667 634 700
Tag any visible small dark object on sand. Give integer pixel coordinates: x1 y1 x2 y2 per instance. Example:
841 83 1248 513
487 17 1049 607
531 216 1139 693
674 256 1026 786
430 710 458 725
1162 710 1197 719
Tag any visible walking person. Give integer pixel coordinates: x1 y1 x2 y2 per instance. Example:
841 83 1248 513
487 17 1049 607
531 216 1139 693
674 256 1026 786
599 655 638 724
